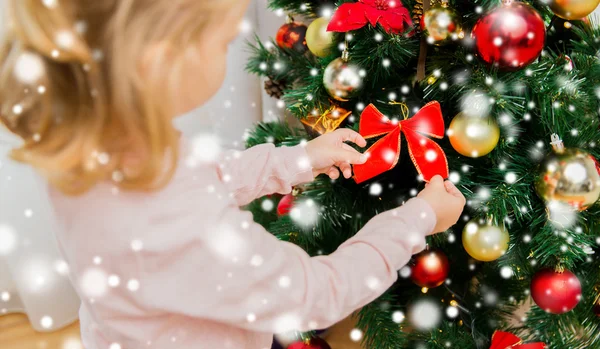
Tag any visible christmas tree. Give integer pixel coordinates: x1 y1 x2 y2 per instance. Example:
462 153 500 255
245 0 600 347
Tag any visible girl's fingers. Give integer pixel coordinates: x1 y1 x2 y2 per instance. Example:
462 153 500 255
336 148 368 165
328 167 340 179
337 162 352 179
335 129 367 148
341 143 357 152
444 180 462 197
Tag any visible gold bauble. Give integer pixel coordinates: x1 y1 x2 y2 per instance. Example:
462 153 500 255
306 17 335 58
548 0 600 20
421 5 464 46
448 113 500 158
462 220 510 262
535 148 600 211
323 57 364 101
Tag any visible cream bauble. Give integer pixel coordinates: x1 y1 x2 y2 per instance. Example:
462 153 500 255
306 17 335 58
448 113 500 158
462 219 510 262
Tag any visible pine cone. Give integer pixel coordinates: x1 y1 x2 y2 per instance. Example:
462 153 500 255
264 78 288 99
412 0 425 33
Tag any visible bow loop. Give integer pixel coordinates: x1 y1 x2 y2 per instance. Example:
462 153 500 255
353 102 449 183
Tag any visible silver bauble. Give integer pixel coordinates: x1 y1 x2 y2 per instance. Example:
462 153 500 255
323 58 364 101
535 148 600 211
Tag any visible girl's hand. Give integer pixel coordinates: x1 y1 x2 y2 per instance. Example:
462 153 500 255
417 175 466 234
305 129 368 179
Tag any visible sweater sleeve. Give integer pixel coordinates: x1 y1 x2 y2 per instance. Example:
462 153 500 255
136 182 436 334
217 144 315 206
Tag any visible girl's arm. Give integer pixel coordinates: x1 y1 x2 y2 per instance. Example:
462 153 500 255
136 182 436 334
218 129 367 206
218 144 314 206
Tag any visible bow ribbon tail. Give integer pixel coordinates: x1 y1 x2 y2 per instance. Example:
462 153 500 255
353 127 401 184
403 128 449 182
490 331 522 349
489 331 546 349
514 344 546 349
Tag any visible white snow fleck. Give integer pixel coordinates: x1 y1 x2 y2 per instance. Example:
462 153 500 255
278 276 291 288
188 134 222 165
1 292 10 302
80 268 108 298
500 266 513 279
107 275 120 287
446 306 459 318
505 172 517 184
14 52 45 84
369 183 383 196
40 316 54 329
350 328 363 342
290 199 320 229
392 311 405 323
409 299 441 330
131 239 143 252
366 276 381 290
127 279 140 292
54 260 70 275
250 255 264 267
399 266 411 278
261 199 275 212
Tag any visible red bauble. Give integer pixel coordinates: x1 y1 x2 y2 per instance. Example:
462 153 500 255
410 249 450 288
530 268 582 314
277 194 295 216
287 337 331 349
276 22 308 52
472 1 545 71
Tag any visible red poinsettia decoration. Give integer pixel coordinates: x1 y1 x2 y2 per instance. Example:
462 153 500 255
327 0 413 34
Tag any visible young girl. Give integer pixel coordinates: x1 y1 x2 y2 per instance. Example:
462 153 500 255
0 0 465 348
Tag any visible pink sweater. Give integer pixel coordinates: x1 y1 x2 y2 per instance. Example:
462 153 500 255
49 141 436 349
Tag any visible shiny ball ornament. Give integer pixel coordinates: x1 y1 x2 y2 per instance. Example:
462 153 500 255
548 0 600 20
410 249 450 288
277 194 295 216
287 337 332 349
448 113 500 158
535 148 600 211
462 220 510 262
421 4 464 45
276 22 308 52
323 58 364 101
472 1 546 71
531 268 582 314
306 17 335 58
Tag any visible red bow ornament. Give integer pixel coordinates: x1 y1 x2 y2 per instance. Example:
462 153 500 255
327 0 413 34
353 102 449 184
489 331 546 349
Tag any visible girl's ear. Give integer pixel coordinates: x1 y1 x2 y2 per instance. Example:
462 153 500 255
138 41 174 81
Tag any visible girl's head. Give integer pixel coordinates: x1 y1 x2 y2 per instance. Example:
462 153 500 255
0 0 248 194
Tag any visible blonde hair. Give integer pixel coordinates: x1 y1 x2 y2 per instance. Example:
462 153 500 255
0 0 236 195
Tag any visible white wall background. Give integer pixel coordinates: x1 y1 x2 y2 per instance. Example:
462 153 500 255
0 0 287 332
175 0 286 147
